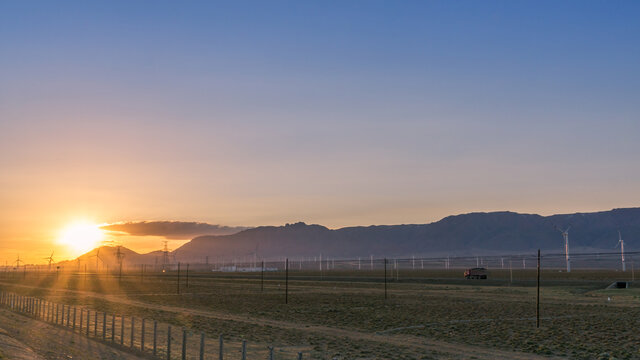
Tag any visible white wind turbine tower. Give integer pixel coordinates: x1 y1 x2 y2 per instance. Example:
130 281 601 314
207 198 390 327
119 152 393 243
616 230 625 272
44 251 55 271
556 225 571 272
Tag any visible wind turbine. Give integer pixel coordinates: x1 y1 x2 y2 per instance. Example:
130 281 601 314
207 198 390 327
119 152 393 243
615 230 626 272
555 225 571 272
90 249 104 272
44 251 55 271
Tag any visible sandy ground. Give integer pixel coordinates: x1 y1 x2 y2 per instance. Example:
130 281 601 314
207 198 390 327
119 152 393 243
0 309 145 360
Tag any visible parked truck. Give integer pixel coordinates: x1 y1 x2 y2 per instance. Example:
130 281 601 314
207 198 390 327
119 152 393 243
464 267 487 279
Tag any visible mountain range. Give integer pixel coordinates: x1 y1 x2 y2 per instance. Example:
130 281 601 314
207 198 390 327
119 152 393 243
65 207 640 266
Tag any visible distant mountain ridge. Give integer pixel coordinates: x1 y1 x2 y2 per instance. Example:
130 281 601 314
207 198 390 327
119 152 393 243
171 208 640 261
60 208 640 266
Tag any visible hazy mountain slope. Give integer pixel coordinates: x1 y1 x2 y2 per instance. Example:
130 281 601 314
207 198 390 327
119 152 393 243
59 246 152 269
172 208 640 261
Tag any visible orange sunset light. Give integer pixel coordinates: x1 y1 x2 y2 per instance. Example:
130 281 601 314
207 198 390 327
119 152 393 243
56 221 106 257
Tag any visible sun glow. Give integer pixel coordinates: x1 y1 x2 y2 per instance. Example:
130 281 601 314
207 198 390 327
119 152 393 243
57 222 105 256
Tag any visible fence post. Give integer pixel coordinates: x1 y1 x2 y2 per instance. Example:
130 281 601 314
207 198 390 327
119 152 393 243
199 332 205 360
182 329 187 360
141 318 146 352
153 320 158 356
130 317 135 348
167 325 172 360
298 352 303 360
55 303 59 324
94 311 98 335
219 334 223 360
269 346 274 360
86 309 90 335
241 340 247 360
112 314 115 342
103 312 107 340
67 305 71 326
285 258 289 304
121 315 125 345
73 307 77 330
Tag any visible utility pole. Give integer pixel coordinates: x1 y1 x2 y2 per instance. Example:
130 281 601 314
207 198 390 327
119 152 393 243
285 258 289 304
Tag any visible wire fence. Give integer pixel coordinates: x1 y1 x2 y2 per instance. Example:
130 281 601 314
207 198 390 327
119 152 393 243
0 290 302 360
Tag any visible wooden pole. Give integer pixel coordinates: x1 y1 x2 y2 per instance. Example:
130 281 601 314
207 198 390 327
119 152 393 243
141 318 146 351
167 326 172 360
130 317 135 348
182 329 187 360
121 315 124 345
536 249 540 328
199 332 205 360
153 321 158 356
219 334 224 360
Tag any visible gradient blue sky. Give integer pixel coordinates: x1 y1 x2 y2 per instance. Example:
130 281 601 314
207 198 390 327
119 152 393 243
1 1 639 261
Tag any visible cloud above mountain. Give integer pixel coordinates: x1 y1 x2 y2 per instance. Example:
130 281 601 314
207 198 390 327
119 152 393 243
101 221 250 239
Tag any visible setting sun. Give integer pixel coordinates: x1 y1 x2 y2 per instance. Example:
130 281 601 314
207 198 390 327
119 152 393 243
57 222 105 256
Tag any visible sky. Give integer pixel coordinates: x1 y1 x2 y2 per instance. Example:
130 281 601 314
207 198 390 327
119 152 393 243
1 1 639 263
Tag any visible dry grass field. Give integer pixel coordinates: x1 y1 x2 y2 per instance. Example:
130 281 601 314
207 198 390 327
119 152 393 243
0 267 638 359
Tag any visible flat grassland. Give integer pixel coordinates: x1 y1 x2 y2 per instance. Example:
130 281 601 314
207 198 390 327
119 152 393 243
0 268 638 359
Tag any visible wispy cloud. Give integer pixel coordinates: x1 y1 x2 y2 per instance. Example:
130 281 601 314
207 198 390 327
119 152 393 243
101 221 249 239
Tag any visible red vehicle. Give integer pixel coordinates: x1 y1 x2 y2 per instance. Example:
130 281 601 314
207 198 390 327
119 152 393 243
464 267 487 279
